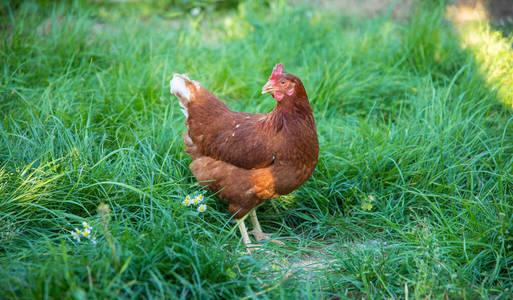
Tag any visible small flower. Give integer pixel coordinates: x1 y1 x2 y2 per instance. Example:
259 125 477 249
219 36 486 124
182 195 194 206
70 223 96 244
71 231 81 242
190 7 201 16
236 250 246 256
82 221 91 231
197 204 207 212
362 194 375 211
361 202 373 211
192 195 204 205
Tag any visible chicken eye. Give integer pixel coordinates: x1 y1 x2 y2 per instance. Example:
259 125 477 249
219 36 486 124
280 81 286 85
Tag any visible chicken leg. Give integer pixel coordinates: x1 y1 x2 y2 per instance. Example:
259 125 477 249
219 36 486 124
249 210 284 245
236 219 252 245
236 219 260 253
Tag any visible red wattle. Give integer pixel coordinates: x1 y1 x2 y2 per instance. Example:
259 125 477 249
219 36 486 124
273 92 284 101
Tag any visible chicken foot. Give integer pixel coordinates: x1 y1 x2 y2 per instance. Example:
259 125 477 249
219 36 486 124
249 210 284 245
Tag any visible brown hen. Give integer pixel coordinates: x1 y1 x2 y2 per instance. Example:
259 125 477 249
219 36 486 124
169 64 318 251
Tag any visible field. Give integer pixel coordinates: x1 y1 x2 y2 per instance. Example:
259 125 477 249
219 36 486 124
1 0 513 298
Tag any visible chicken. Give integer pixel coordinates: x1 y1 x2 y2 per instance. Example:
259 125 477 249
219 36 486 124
169 64 319 251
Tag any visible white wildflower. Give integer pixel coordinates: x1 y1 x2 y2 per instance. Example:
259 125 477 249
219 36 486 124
190 7 201 16
70 222 96 243
182 195 193 206
82 221 92 231
192 194 204 205
197 204 207 213
71 230 81 242
82 228 91 238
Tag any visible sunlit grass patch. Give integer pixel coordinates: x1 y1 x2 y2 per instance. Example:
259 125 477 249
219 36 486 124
448 3 513 107
459 25 513 106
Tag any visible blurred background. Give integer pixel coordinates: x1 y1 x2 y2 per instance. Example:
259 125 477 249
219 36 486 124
3 0 513 31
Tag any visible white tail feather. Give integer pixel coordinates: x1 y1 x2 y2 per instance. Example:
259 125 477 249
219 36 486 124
170 73 191 117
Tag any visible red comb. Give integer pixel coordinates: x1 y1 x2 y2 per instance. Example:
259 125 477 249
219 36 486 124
270 63 284 80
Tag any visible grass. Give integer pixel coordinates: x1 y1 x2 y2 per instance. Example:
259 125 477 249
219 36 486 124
1 0 513 298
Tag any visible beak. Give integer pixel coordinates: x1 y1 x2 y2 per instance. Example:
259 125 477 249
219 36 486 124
261 81 276 94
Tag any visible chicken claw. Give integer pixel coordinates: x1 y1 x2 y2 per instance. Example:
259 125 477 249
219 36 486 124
249 211 285 245
245 244 263 254
249 229 285 245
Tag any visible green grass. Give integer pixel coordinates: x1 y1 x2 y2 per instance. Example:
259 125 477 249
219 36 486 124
1 0 513 298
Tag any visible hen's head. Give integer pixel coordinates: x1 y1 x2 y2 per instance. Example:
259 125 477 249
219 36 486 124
262 63 306 102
